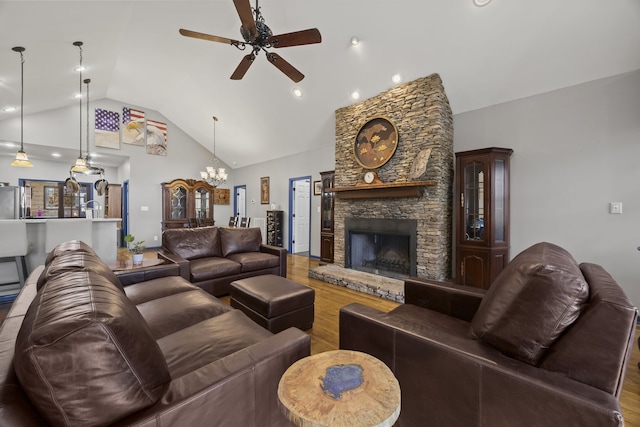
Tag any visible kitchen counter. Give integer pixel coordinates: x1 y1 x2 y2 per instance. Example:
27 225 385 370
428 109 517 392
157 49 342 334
0 219 121 282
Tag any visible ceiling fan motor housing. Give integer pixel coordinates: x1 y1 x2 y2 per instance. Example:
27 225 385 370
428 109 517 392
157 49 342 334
240 20 272 45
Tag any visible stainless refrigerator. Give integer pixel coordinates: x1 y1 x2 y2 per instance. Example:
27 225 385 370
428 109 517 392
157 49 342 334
0 186 22 219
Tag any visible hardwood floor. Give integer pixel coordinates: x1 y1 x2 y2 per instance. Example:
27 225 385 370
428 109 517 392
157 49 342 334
2 253 639 424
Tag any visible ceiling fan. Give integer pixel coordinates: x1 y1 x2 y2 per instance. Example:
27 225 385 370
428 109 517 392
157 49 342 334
179 0 321 82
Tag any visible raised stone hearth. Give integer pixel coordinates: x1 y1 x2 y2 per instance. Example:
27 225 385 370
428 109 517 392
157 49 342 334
328 73 453 291
309 264 404 303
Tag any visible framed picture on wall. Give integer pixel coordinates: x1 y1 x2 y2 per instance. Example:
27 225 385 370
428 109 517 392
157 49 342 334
313 180 322 196
260 177 270 204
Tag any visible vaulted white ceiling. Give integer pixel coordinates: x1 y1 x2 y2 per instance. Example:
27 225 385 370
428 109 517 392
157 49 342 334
1 0 639 168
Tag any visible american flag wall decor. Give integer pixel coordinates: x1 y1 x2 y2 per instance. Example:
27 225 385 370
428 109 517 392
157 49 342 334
122 107 145 145
95 108 120 149
146 119 167 156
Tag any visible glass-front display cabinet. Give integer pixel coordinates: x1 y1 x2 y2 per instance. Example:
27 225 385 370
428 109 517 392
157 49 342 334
456 147 513 289
319 170 335 263
161 179 215 230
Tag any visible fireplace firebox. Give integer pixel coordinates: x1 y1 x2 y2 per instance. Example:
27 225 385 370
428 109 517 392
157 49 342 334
345 218 417 279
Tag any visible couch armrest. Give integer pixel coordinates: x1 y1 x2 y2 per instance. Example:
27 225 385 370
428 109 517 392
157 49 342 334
120 327 310 427
158 250 190 280
260 244 287 277
116 263 181 287
404 277 485 322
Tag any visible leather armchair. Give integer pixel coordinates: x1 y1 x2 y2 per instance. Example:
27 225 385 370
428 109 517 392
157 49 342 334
340 242 637 426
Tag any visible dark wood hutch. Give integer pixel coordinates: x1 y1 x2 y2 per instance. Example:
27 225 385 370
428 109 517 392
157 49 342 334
161 178 215 231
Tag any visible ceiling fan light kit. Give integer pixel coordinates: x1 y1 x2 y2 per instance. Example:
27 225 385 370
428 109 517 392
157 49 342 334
180 0 321 82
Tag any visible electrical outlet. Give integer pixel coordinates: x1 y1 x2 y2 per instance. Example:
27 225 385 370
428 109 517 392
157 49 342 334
153 235 158 241
610 202 622 214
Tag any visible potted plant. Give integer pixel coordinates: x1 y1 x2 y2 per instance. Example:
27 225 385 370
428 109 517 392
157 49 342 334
124 234 145 264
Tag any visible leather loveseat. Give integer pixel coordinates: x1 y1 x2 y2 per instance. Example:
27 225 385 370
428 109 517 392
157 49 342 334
340 242 637 426
159 226 286 297
0 240 310 426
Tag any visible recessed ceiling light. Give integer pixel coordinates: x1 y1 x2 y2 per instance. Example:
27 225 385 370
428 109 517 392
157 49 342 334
74 66 86 72
392 74 403 84
351 91 360 100
74 93 83 99
3 142 17 148
51 152 61 158
473 0 491 6
292 87 303 97
2 107 16 112
350 36 360 46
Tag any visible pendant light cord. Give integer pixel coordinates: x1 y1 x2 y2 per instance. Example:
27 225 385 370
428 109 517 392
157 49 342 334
85 78 90 161
19 50 24 150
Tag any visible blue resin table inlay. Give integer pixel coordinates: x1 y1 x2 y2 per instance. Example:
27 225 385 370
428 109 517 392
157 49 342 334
321 364 363 399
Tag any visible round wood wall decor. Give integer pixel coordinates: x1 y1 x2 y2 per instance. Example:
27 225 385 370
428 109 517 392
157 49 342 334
353 117 398 169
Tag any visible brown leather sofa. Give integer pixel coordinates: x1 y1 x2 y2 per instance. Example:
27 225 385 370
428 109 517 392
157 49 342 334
159 226 286 297
0 240 310 426
340 242 637 426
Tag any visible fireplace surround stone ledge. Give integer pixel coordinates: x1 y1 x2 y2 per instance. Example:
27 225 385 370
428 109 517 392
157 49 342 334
309 264 404 303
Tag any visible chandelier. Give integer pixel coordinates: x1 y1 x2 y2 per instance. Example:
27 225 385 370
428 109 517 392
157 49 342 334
200 116 227 187
10 46 33 167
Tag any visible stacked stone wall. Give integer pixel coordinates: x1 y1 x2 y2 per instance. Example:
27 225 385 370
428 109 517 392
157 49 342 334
334 73 453 280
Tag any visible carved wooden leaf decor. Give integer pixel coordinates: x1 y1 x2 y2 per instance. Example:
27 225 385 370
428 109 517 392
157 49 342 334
409 148 432 179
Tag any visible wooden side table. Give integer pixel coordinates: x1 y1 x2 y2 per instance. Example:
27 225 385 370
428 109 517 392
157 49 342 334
278 350 400 427
109 258 164 272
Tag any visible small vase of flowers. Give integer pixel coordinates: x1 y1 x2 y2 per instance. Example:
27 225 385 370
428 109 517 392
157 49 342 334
124 234 145 264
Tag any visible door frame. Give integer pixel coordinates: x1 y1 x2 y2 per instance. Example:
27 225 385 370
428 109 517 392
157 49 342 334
122 180 129 247
233 185 246 218
288 176 311 254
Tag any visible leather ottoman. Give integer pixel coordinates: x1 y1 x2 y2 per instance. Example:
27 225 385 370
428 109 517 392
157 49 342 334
230 275 315 333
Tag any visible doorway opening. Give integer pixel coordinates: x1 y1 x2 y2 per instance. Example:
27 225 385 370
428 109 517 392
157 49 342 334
234 185 246 220
288 176 311 256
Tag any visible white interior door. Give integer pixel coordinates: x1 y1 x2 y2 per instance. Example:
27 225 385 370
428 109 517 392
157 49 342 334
235 186 246 218
293 180 310 253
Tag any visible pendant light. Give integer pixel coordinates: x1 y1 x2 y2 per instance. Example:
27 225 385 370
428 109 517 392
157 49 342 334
70 41 89 173
80 77 106 177
10 46 33 167
200 116 227 188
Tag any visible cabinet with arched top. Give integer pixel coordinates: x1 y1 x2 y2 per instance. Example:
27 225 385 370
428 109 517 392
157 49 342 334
456 147 513 289
161 179 215 230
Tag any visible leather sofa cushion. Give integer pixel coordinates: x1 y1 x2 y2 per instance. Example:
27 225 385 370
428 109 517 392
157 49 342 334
220 227 262 257
135 289 233 339
163 226 222 260
37 250 123 292
157 310 273 378
124 275 203 305
44 239 97 265
14 271 170 427
189 257 243 281
227 252 280 272
470 242 589 365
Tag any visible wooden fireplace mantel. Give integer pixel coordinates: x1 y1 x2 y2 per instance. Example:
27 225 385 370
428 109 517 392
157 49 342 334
333 180 436 199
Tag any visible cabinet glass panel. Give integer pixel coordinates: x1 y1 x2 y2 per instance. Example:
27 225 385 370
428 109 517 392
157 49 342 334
170 186 187 219
195 187 210 219
321 177 334 231
464 161 484 241
494 159 505 242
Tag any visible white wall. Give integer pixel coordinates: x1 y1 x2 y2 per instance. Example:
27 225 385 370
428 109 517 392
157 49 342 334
229 146 335 257
453 69 640 307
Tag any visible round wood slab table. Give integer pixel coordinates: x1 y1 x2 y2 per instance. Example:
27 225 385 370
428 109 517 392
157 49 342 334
278 350 400 427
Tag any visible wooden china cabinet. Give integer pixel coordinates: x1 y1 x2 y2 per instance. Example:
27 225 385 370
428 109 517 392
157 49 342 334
456 147 513 289
319 170 335 263
161 179 215 231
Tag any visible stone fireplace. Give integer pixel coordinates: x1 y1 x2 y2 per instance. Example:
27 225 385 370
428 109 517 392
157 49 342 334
334 73 454 282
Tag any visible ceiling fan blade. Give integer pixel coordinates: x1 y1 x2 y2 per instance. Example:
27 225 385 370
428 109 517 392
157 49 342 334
266 52 304 83
179 28 243 46
230 54 256 80
233 0 258 41
268 28 322 48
